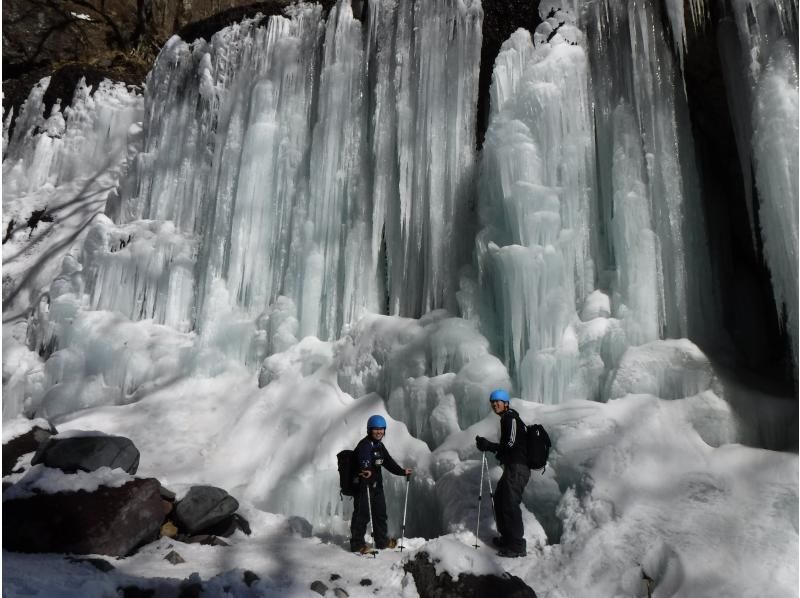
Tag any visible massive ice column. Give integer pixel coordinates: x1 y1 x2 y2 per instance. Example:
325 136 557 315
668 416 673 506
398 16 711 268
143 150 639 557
477 19 596 404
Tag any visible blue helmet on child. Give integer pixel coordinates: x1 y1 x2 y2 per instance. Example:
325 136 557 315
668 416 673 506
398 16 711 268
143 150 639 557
489 389 510 403
367 414 387 430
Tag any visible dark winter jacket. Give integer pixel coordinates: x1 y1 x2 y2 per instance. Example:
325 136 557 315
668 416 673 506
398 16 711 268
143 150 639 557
485 408 527 466
354 436 405 486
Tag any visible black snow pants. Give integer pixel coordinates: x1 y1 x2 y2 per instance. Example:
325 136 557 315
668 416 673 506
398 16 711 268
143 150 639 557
495 462 531 552
350 481 389 550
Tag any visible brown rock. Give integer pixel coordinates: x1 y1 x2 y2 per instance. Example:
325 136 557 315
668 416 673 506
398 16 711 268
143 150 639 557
160 521 178 539
3 478 164 556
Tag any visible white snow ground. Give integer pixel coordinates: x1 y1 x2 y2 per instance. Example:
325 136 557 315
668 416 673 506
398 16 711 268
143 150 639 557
2 0 798 597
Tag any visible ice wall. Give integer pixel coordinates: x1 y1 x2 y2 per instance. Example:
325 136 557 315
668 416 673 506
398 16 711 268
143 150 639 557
100 0 482 347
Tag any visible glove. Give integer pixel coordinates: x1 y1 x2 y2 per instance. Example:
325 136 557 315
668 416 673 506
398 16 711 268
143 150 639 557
475 436 491 452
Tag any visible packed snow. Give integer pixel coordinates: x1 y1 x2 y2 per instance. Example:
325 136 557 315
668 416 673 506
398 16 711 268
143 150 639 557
2 0 797 596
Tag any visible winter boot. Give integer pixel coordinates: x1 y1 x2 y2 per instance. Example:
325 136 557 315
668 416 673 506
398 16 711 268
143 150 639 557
350 541 368 553
497 546 526 558
491 536 507 548
376 538 397 549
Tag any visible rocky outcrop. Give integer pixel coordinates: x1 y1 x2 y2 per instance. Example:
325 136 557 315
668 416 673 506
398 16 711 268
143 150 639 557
404 552 537 598
2 423 251 556
3 477 164 556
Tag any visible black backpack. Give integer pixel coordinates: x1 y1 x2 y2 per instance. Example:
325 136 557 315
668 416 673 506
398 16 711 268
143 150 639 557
526 423 551 473
337 449 358 497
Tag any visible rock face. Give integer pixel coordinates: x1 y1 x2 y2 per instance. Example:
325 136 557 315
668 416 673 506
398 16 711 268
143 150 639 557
32 434 140 474
3 478 164 556
404 553 537 598
2 424 56 476
173 485 240 535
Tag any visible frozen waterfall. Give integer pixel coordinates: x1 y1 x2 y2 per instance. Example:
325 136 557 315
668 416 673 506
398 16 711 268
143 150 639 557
102 0 483 345
5 0 796 412
2 0 798 559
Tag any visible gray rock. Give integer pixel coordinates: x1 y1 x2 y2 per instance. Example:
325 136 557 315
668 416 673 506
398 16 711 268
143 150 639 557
310 580 328 595
164 550 186 564
32 434 139 474
173 485 239 535
287 515 313 538
333 589 349 598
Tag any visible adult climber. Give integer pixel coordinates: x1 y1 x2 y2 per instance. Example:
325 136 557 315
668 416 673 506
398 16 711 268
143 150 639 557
475 389 531 557
350 414 413 553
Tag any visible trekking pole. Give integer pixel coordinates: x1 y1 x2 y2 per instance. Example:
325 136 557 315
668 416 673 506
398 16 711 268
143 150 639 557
366 483 376 557
399 473 411 552
483 453 497 526
474 453 486 548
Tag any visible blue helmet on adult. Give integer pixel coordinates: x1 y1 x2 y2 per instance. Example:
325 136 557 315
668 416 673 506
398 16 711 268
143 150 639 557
489 389 510 403
367 414 387 430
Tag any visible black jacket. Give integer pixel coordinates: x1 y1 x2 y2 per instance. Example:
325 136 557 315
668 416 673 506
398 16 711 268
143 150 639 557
354 436 405 486
485 408 527 466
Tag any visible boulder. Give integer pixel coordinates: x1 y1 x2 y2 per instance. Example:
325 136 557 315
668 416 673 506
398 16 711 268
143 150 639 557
404 553 537 598
203 512 250 537
32 434 140 474
173 485 239 535
3 478 163 556
3 424 56 476
287 515 313 538
159 484 177 502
